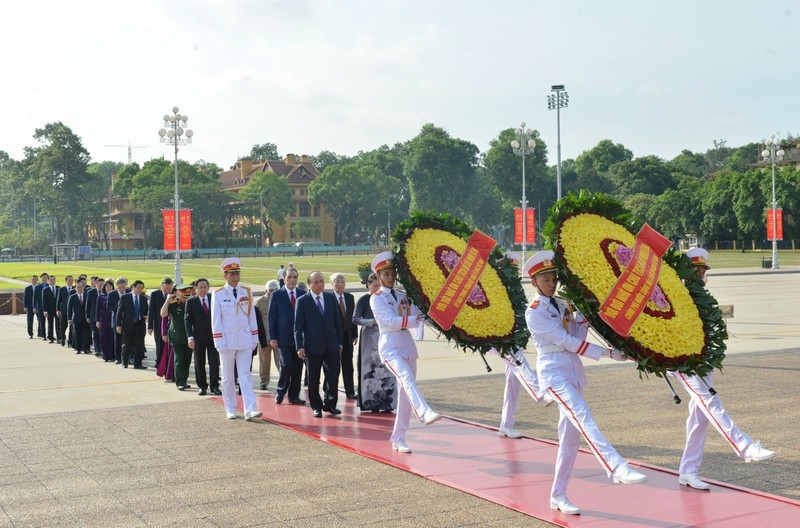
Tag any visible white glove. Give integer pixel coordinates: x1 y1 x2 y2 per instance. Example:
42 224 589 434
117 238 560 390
609 348 627 362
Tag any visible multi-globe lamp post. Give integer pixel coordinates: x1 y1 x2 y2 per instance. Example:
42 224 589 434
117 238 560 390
547 84 569 200
158 106 193 283
761 135 784 270
511 123 536 266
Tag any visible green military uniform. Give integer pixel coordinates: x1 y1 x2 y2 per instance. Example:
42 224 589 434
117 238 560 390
168 300 192 389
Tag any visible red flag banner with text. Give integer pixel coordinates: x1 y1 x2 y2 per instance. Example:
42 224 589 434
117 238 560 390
163 210 176 251
766 208 783 241
513 208 535 244
179 209 192 250
599 223 672 337
429 231 496 330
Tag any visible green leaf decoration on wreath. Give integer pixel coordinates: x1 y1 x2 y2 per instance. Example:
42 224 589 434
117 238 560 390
543 190 727 378
392 212 529 358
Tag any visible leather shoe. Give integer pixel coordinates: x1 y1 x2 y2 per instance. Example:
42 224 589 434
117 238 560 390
115 360 121 364
123 363 128 368
245 411 262 421
550 495 580 515
679 473 710 490
346 393 357 400
275 393 284 404
612 463 647 484
260 383 268 391
421 409 442 425
322 406 342 415
133 365 147 370
499 427 523 439
211 388 222 395
743 441 777 463
289 398 306 405
198 388 207 396
312 409 322 418
178 384 191 391
392 441 412 453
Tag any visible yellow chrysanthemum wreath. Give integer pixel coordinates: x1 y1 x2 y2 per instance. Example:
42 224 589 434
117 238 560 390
544 192 727 377
393 213 529 357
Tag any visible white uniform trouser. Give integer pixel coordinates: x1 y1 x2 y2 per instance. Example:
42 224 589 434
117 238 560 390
671 371 752 474
220 348 258 415
488 349 540 430
548 380 625 499
381 350 431 444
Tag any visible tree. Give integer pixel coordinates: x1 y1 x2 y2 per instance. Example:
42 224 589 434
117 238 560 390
292 220 321 240
611 155 676 198
402 124 480 218
574 139 633 175
732 170 766 245
667 149 710 179
248 142 280 162
483 128 550 210
237 170 294 244
310 150 351 172
699 171 739 243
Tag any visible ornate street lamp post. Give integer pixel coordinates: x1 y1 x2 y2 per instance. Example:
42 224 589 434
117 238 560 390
547 84 569 200
511 123 536 266
158 106 194 283
761 134 784 270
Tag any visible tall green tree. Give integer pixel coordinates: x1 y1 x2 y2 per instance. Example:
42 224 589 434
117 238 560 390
237 171 293 244
611 155 676 198
699 170 739 243
248 142 280 162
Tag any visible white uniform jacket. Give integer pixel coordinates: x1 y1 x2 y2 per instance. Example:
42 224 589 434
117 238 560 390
526 294 608 393
370 287 422 361
211 284 259 351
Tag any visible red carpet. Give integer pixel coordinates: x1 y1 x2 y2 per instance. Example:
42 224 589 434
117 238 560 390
215 391 799 527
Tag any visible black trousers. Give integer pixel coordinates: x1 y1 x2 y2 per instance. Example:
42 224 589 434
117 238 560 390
123 321 147 367
339 337 355 396
45 313 56 341
275 345 303 400
193 341 220 390
305 350 341 412
72 320 91 353
26 310 35 337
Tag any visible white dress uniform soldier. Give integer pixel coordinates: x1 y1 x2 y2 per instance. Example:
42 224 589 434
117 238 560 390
369 251 441 454
486 253 545 439
524 250 646 515
211 257 262 422
670 248 776 491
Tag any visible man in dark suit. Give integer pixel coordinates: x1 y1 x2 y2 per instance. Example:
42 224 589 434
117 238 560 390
268 267 306 405
116 280 149 369
330 273 358 399
67 278 91 354
185 278 221 396
295 271 343 418
147 277 173 369
23 275 38 339
85 276 101 355
56 275 74 347
42 275 59 343
34 273 49 339
106 277 128 364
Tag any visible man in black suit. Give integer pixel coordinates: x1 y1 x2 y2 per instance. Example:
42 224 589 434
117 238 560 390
147 277 173 369
330 273 358 399
116 280 149 369
85 276 101 355
23 275 38 339
34 273 49 339
295 271 343 418
106 277 128 364
185 278 221 396
42 275 59 343
67 278 91 354
268 267 306 405
56 275 74 347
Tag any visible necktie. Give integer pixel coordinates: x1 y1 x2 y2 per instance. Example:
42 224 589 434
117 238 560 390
51 286 55 295
390 289 397 301
549 297 560 314
339 295 346 318
134 296 140 321
232 287 237 299
202 297 208 314
316 295 324 315
79 294 83 304
290 290 296 309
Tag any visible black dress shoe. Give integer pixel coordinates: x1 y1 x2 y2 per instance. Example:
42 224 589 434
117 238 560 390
211 388 222 395
322 406 342 415
115 360 121 364
312 409 322 418
75 351 81 355
289 398 306 405
29 336 33 339
346 393 357 400
123 363 128 368
133 365 147 370
259 383 267 391
275 393 284 404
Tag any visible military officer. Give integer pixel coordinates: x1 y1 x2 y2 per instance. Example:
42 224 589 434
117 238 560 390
524 250 646 515
670 248 776 491
369 251 441 454
211 257 262 421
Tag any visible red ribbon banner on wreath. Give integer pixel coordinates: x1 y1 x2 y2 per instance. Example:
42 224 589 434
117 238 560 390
429 231 496 330
599 223 672 337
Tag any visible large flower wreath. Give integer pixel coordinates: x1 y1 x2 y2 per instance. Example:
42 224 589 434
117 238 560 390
542 191 727 378
392 212 529 358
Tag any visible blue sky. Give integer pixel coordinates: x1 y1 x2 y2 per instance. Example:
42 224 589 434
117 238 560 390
2 1 797 168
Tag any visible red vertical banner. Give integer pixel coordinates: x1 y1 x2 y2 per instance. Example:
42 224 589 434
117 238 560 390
766 208 783 241
162 210 176 251
179 209 192 250
514 208 536 244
